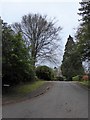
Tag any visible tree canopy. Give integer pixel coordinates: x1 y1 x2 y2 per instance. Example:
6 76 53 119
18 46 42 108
2 21 35 86
75 1 90 74
13 13 62 66
61 35 84 80
76 1 90 60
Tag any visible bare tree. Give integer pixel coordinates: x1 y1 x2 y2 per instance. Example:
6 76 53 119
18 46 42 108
13 13 62 66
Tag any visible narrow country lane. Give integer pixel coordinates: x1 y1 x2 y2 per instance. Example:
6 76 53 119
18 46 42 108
2 81 88 118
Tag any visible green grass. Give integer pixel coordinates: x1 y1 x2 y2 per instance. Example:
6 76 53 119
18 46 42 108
3 80 45 97
15 80 45 95
79 80 90 88
3 80 45 104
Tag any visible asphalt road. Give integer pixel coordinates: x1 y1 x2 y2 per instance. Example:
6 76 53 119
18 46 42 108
2 81 88 118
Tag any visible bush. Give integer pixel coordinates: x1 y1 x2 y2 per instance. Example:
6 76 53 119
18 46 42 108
72 76 79 81
2 64 35 86
36 66 54 80
2 24 35 86
22 64 35 83
72 75 82 81
82 75 89 81
55 76 64 81
2 66 21 86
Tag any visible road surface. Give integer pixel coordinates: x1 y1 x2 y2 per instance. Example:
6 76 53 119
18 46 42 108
2 81 88 118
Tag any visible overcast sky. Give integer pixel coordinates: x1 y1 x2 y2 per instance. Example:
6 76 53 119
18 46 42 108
0 0 82 67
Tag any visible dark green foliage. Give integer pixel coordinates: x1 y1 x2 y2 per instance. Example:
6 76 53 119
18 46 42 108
36 66 54 80
78 1 90 25
76 24 90 61
21 64 35 83
76 1 90 60
75 1 90 74
2 21 35 86
72 75 82 81
61 35 84 80
55 76 64 81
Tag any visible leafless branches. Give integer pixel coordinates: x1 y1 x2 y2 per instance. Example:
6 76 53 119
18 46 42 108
12 13 62 65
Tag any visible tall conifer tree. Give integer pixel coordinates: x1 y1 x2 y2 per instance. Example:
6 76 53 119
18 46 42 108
61 35 84 80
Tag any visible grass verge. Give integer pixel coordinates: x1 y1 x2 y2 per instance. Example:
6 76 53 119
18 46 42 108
16 80 45 95
3 80 45 99
79 80 90 89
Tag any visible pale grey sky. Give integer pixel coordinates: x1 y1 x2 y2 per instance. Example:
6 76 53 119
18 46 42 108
0 0 82 67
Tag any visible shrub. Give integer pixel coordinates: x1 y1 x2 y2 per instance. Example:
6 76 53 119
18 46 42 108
55 76 64 81
22 64 35 83
72 75 82 81
36 66 54 80
2 64 35 86
72 76 79 81
82 75 89 81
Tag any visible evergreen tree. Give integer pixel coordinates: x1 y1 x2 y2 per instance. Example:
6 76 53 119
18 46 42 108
76 1 90 61
63 35 75 59
61 35 84 81
2 21 35 86
75 1 90 74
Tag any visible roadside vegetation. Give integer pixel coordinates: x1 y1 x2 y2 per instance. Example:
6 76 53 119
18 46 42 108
61 1 90 82
79 80 90 88
3 80 46 104
1 1 90 98
2 13 61 96
72 75 90 89
3 80 45 96
36 66 54 81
